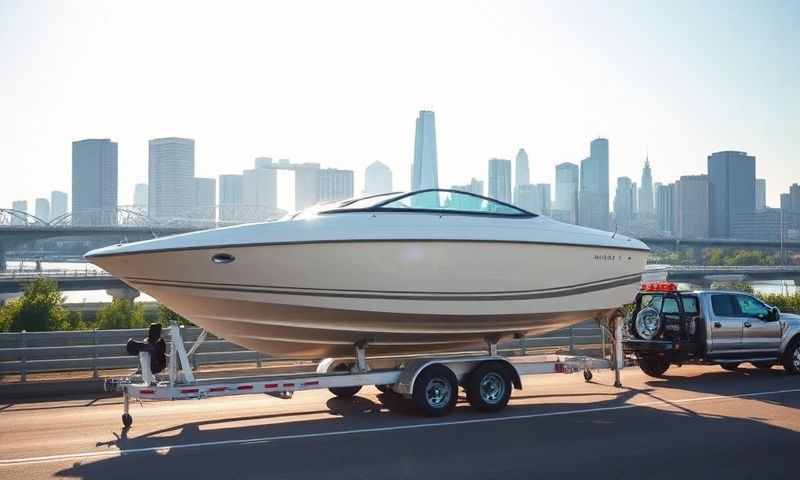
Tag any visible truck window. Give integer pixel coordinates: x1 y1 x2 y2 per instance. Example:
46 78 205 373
681 296 699 315
711 294 736 316
735 295 770 318
661 297 680 314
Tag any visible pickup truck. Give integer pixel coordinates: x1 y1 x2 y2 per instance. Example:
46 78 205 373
623 282 800 377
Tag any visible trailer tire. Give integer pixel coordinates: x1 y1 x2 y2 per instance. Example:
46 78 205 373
782 337 800 375
638 356 669 377
466 362 512 413
412 364 458 417
329 363 362 398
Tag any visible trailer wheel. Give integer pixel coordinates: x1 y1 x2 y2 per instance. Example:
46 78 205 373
466 362 512 413
412 364 458 416
638 356 669 377
122 413 132 428
329 363 362 398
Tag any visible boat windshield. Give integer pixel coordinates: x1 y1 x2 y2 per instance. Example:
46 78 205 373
320 189 534 217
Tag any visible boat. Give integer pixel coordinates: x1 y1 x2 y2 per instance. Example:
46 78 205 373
85 189 649 359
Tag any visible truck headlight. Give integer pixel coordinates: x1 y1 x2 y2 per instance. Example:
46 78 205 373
635 307 662 340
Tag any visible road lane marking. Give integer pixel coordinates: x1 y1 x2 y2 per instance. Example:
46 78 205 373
2 387 799 467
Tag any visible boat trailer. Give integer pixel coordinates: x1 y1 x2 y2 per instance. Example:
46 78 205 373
109 318 626 428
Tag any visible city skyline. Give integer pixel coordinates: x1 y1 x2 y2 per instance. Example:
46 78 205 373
1 1 798 211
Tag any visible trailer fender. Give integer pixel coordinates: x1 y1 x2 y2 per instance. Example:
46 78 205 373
395 356 521 397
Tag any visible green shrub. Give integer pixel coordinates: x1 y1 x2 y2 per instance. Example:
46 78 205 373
95 298 147 330
0 278 73 332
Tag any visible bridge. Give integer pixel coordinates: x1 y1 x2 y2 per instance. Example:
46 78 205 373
0 270 136 299
644 265 800 288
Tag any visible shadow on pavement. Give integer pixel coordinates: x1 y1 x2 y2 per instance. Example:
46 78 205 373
53 371 800 480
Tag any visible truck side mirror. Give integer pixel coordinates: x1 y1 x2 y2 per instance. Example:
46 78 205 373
768 307 780 322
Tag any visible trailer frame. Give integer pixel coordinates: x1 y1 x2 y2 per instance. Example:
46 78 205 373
111 318 626 428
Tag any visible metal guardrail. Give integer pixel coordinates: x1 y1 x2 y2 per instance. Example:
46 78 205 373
0 269 110 279
0 326 604 381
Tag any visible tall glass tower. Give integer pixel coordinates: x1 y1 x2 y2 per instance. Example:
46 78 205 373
411 111 438 207
639 158 654 217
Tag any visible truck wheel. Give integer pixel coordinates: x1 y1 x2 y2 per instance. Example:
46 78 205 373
782 338 800 375
638 356 669 377
466 362 512 413
721 363 740 371
412 364 458 417
329 363 362 398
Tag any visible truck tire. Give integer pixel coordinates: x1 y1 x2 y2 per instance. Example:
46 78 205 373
638 356 669 377
412 364 458 416
466 362 512 413
721 363 740 371
782 337 800 375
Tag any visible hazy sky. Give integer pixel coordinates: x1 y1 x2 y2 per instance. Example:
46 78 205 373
1 0 798 211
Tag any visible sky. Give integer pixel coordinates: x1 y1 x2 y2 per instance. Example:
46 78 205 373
1 0 798 212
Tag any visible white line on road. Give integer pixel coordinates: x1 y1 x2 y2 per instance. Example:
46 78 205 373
2 387 799 467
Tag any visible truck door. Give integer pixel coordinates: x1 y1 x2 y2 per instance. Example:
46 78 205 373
708 294 742 354
735 294 782 354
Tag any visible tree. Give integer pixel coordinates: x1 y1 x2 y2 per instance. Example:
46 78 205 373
96 298 147 330
157 304 192 326
0 278 72 332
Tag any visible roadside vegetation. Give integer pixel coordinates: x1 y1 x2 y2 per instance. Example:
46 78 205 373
0 278 192 332
649 248 796 266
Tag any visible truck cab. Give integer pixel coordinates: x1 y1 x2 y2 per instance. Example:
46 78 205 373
623 282 800 377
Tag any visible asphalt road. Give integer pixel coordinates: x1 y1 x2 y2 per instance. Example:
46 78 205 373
1 364 798 480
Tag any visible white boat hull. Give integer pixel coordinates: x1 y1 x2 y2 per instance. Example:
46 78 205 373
91 240 646 358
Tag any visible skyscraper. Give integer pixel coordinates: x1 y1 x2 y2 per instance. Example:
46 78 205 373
554 162 579 224
133 183 148 211
193 177 217 221
449 178 484 210
655 183 674 234
219 174 243 222
707 150 756 238
50 191 68 220
451 178 484 196
515 148 530 187
488 158 512 203
516 184 551 215
34 198 50 222
318 168 354 202
639 158 654 217
72 139 118 225
364 161 393 195
411 110 438 206
755 178 766 210
11 200 27 225
242 166 277 221
578 138 610 230
674 175 710 239
613 177 635 226
148 137 195 220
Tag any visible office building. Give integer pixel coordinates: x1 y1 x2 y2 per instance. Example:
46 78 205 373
554 162 579 224
755 178 766 210
11 200 27 225
411 110 438 201
655 183 675 234
219 174 244 222
516 183 551 215
133 183 148 211
452 178 484 196
514 148 530 195
193 177 216 221
72 138 118 225
148 137 195 220
318 168 354 202
449 178 484 210
707 150 756 238
488 158 512 203
364 161 393 195
732 208 784 241
578 138 610 230
242 166 277 221
613 177 635 226
294 163 322 210
673 175 710 239
34 198 50 222
50 191 68 220
638 159 654 217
